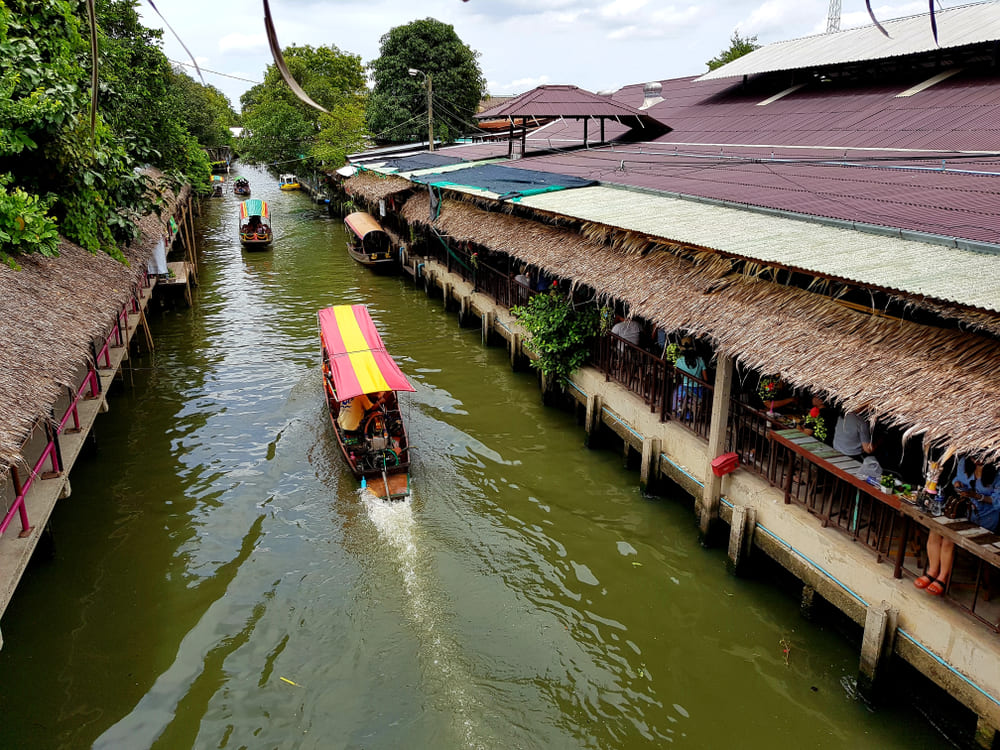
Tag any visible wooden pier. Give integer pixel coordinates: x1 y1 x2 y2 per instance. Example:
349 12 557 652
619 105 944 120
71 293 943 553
0 278 157 647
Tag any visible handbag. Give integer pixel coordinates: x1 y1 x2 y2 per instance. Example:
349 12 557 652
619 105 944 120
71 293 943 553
943 493 970 520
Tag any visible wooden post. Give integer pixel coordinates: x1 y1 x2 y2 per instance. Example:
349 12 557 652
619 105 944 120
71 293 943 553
857 600 896 700
509 332 521 371
726 505 755 575
975 717 998 749
699 354 734 540
481 311 495 346
584 393 603 448
800 584 817 620
640 437 660 493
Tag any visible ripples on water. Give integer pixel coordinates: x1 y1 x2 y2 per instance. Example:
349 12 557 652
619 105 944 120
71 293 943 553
0 165 949 750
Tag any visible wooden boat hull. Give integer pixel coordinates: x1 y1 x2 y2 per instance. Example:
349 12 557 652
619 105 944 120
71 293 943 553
241 237 272 250
347 243 396 271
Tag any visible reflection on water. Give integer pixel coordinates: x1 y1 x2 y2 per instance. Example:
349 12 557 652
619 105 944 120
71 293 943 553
0 164 948 749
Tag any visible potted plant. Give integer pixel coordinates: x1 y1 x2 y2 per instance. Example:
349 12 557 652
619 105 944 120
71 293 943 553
879 474 895 494
802 406 827 441
757 376 780 417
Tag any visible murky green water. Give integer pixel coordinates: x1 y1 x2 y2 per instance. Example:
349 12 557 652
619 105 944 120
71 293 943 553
0 165 948 748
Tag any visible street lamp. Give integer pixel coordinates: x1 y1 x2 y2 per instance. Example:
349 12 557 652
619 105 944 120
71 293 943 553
408 68 434 152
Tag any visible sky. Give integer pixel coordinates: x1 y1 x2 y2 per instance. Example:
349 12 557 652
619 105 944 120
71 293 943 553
138 0 974 110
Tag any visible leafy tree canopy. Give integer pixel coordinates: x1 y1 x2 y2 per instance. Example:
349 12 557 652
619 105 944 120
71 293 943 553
0 0 232 267
706 31 761 71
239 44 368 170
366 18 486 145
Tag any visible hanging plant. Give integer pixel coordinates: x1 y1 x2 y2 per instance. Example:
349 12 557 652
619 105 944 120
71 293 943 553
803 406 827 441
512 292 599 387
664 342 680 365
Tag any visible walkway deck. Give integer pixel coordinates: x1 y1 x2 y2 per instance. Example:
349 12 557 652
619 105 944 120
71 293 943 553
0 279 156 646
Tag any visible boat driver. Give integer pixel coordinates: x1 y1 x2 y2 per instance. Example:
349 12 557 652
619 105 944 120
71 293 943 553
337 391 389 432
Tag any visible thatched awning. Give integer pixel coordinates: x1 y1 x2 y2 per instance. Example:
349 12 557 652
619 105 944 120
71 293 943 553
343 172 413 204
403 192 1000 461
0 180 190 471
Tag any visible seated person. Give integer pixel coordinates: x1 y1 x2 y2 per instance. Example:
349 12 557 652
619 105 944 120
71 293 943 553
832 410 873 461
513 265 531 287
916 458 999 595
337 393 374 432
611 317 642 346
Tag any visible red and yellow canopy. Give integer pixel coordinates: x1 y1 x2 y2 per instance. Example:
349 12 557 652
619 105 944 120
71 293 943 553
318 305 414 401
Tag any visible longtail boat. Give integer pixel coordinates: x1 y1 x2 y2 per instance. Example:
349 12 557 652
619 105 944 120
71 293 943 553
319 304 414 500
239 199 273 249
344 211 396 271
233 178 251 196
211 174 225 197
279 173 300 190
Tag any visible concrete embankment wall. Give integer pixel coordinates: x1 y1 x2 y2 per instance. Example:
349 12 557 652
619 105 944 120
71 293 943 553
405 249 1000 745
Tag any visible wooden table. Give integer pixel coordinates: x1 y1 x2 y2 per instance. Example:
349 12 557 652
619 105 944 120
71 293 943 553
897 500 1000 575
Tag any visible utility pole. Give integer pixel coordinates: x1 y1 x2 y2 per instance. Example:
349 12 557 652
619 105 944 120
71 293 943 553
426 73 434 152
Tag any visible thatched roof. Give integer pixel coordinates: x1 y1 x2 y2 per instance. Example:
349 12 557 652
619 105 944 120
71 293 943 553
343 171 413 204
0 181 190 471
403 192 1000 461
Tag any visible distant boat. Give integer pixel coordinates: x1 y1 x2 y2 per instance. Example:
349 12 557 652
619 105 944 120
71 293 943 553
319 304 414 500
211 174 225 197
233 178 250 196
278 173 300 191
344 211 396 271
239 199 273 250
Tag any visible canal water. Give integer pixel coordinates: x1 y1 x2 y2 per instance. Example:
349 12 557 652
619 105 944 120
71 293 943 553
0 165 949 748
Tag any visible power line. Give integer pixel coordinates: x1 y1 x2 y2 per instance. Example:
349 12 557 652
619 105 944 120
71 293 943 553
169 59 262 84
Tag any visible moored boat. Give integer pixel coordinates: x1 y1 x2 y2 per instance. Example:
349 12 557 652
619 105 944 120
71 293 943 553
239 199 273 249
233 177 251 196
319 304 414 500
278 173 300 190
211 174 225 197
344 211 396 270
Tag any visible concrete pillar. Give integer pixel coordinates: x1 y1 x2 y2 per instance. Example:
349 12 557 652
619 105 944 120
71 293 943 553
726 505 755 575
857 600 896 700
509 333 522 371
584 394 603 448
459 295 471 327
800 584 817 620
0 626 4 651
699 353 735 540
974 717 998 749
442 282 453 311
481 311 495 347
59 479 71 500
640 437 661 493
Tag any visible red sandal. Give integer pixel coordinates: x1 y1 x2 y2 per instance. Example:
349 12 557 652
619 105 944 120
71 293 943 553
913 575 933 589
926 579 947 596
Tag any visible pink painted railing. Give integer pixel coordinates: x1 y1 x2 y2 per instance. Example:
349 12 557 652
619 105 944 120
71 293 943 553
1 289 138 537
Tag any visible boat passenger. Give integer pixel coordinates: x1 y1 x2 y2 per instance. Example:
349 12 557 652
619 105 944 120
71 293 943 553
337 393 374 431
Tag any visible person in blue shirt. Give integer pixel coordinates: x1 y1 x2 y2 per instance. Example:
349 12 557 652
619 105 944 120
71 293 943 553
916 457 998 595
672 340 707 418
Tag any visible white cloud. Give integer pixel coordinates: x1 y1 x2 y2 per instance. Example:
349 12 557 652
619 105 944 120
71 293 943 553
739 0 824 38
600 0 649 19
487 75 551 94
218 33 268 54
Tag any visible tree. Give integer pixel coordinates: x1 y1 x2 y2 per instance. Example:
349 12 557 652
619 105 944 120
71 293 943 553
240 44 367 169
706 31 761 71
366 18 486 145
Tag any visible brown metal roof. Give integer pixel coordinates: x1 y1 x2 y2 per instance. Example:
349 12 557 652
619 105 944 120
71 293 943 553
475 84 669 135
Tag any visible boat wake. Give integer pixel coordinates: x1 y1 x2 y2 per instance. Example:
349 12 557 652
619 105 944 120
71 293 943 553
359 487 488 749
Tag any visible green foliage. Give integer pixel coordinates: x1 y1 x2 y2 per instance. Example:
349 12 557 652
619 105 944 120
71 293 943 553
0 0 229 262
0 174 59 268
240 44 367 169
512 292 599 387
366 18 486 145
706 31 760 71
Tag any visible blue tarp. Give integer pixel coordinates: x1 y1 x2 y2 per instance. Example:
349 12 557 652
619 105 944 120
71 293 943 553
380 153 465 172
411 164 596 201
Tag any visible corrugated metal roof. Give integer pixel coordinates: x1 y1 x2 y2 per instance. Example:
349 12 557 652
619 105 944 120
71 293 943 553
699 3 1000 81
518 184 1000 312
476 85 647 119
